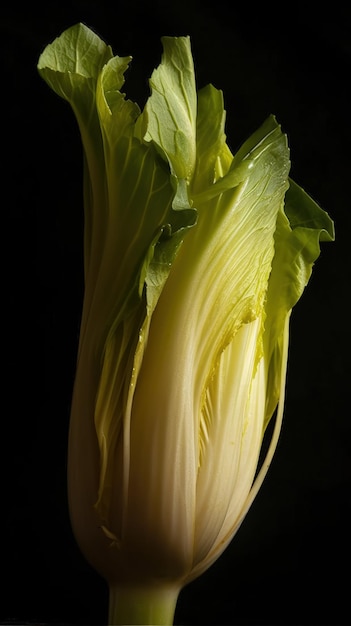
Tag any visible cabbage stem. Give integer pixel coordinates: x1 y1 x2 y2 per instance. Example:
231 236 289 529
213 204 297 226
108 584 180 625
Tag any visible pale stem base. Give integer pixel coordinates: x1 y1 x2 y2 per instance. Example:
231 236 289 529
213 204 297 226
108 583 181 625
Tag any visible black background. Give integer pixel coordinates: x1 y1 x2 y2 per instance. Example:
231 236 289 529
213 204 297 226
2 2 350 625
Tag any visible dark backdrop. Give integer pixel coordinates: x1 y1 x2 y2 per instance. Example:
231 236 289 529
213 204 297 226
2 2 350 625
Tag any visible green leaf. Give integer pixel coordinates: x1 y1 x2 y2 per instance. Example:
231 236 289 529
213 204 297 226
263 177 335 426
192 84 233 194
143 36 197 180
37 22 113 125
